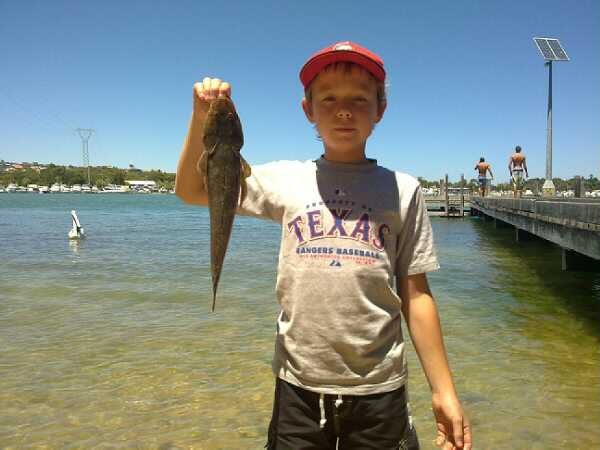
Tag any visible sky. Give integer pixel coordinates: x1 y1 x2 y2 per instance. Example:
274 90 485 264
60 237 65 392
1 0 598 183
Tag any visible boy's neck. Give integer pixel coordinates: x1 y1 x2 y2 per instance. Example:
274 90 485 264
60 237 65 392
323 147 368 164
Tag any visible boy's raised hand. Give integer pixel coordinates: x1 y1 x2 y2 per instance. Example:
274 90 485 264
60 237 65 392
175 77 233 206
192 77 232 118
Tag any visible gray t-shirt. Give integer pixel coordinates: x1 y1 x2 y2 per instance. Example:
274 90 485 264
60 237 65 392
237 156 439 395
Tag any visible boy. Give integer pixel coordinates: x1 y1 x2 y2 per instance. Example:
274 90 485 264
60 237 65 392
509 145 528 198
474 157 494 197
176 41 471 450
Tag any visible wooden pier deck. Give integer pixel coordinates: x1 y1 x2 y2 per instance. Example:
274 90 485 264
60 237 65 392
425 174 471 217
471 197 600 270
425 195 471 217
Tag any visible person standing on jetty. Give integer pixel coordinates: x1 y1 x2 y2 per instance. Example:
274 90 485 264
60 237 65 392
176 41 472 450
474 157 493 197
509 145 528 198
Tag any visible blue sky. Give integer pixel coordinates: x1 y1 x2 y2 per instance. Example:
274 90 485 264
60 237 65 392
1 0 598 182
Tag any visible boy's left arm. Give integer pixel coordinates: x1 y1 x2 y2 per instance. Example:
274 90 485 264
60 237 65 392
397 273 472 450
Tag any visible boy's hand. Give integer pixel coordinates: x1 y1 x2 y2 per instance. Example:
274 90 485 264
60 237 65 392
432 392 472 450
175 77 232 206
192 77 232 118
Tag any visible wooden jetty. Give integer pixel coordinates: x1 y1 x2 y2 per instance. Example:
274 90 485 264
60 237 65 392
426 174 471 217
471 196 600 271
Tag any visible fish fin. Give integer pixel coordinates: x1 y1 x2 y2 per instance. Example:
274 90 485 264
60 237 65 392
240 178 248 206
207 142 218 155
239 156 251 206
197 145 216 190
240 155 252 178
196 150 208 176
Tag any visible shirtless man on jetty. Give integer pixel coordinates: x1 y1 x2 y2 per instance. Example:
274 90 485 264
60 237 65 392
509 145 528 198
474 157 493 197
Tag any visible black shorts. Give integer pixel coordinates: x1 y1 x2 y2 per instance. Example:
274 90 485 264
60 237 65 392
265 378 420 450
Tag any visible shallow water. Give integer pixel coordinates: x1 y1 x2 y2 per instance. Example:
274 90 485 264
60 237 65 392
1 193 598 449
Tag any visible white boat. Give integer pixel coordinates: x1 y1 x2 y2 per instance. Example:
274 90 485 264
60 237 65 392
72 184 82 193
7 183 17 192
27 184 39 192
100 185 128 193
81 184 92 193
68 210 86 240
50 183 61 193
39 186 49 194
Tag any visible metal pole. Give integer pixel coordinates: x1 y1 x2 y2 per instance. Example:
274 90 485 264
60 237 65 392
546 61 553 180
542 62 555 196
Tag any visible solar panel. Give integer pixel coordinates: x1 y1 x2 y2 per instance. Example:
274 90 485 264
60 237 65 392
534 38 555 59
533 37 570 61
547 39 569 61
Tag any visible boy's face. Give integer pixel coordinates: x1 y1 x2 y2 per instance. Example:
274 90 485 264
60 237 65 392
302 65 386 162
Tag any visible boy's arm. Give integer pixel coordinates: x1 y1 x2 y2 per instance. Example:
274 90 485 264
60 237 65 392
488 167 494 179
508 156 513 175
523 158 528 177
175 78 231 206
398 273 472 450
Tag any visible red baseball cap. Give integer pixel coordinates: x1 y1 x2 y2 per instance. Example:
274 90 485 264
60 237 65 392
300 41 386 89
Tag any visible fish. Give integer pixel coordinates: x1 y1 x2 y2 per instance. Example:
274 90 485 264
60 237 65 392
197 97 251 311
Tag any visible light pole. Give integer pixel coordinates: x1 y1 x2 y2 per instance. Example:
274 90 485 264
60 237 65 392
533 37 569 197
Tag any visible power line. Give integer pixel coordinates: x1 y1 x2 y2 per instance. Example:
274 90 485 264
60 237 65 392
0 86 77 132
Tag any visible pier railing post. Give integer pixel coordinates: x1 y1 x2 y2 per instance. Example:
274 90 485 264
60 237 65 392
444 174 449 217
574 176 584 198
460 174 465 217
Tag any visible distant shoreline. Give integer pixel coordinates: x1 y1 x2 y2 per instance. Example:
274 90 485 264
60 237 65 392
0 182 174 194
0 190 175 195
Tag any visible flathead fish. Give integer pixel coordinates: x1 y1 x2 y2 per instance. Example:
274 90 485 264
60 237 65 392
197 97 251 311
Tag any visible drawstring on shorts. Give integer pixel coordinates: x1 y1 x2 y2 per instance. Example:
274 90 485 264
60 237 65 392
318 393 344 429
319 393 327 428
335 394 343 409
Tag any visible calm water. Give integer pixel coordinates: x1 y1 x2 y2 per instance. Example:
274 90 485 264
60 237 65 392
1 193 598 450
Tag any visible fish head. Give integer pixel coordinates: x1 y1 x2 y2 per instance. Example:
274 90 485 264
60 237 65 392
203 97 244 150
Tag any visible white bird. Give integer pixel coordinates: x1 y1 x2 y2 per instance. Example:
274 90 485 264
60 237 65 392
68 210 86 240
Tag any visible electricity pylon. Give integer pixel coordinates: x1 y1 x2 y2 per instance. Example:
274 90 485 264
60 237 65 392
75 128 94 186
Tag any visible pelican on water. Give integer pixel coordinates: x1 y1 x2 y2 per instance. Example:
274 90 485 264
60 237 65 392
68 210 86 240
